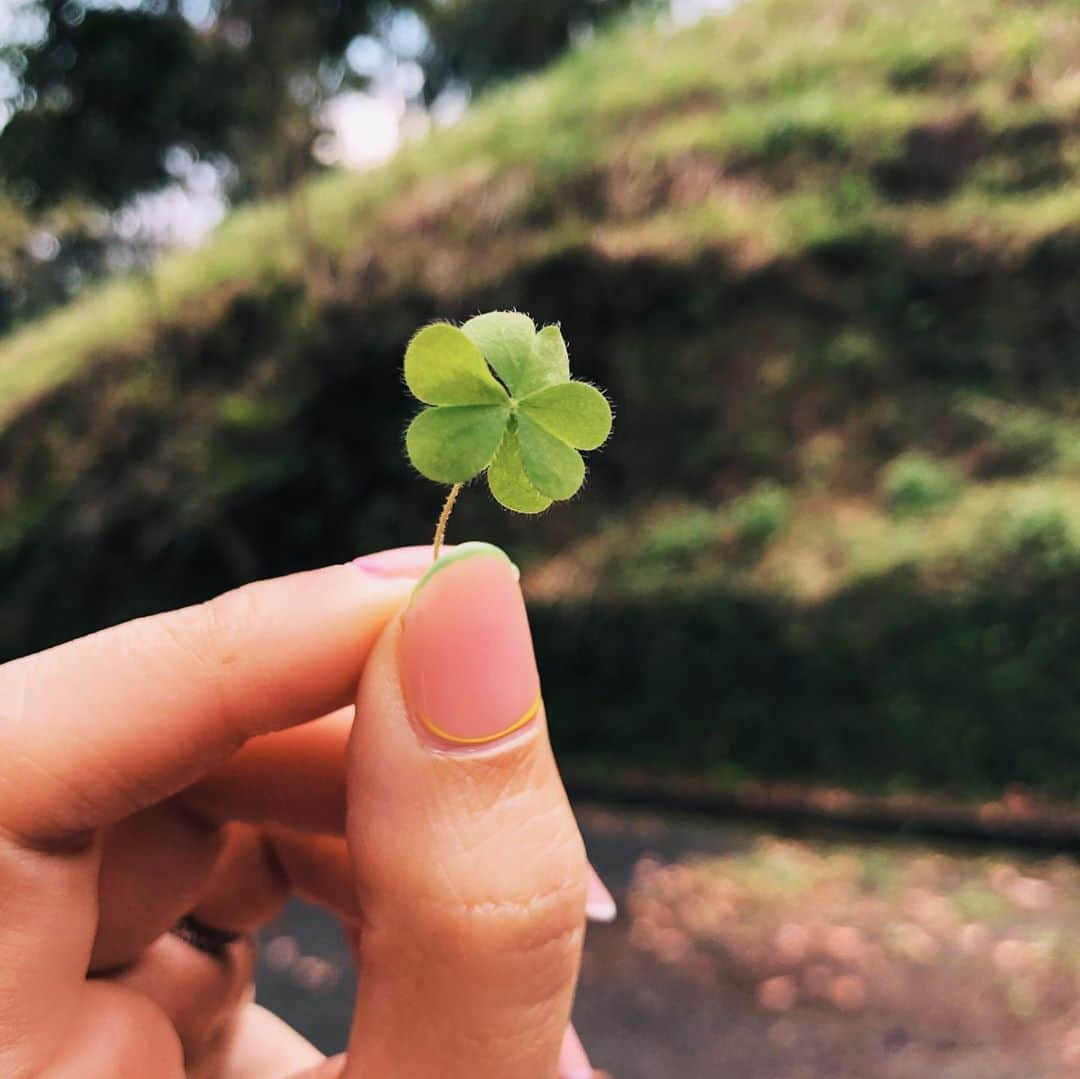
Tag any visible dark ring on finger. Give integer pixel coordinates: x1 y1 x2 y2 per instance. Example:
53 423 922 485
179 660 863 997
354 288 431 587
171 914 242 959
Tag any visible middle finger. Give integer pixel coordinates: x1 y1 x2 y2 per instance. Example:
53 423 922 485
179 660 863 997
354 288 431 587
93 705 357 970
92 802 225 972
181 708 354 835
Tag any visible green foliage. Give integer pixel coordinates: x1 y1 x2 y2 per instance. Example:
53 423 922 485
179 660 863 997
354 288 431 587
403 322 508 405
984 504 1080 581
4 0 1080 414
729 482 792 548
822 329 884 378
405 404 509 483
0 0 644 328
639 508 719 566
0 2 382 210
418 0 647 98
882 455 962 518
536 572 1080 796
0 9 220 210
403 313 612 513
488 433 552 513
2 0 652 214
960 397 1077 477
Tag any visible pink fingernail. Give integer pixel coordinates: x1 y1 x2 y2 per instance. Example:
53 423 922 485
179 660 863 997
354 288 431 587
586 866 617 923
399 542 540 749
352 545 452 579
559 1024 593 1079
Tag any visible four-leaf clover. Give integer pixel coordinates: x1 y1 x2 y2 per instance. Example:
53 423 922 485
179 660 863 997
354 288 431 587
404 311 612 514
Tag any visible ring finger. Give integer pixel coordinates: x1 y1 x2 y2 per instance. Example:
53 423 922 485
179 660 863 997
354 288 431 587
108 929 255 1074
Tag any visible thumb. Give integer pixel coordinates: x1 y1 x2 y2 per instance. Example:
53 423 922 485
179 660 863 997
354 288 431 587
343 543 588 1079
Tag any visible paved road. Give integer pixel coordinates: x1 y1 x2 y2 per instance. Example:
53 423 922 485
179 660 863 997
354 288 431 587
255 805 1048 1078
254 805 747 1071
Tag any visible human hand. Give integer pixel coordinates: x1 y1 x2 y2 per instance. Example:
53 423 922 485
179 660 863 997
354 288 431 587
0 543 609 1077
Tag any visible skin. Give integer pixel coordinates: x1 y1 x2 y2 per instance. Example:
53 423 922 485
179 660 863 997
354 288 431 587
0 553 601 1078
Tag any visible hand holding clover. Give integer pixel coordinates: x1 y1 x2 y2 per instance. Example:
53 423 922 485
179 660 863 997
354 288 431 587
0 308 613 1079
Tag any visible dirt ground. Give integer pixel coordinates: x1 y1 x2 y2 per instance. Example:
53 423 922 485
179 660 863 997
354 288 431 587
256 805 1080 1078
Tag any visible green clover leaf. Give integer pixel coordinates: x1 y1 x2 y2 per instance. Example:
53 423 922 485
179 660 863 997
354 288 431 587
404 312 612 514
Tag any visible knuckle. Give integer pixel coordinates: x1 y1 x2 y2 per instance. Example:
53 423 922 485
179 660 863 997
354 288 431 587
194 586 256 677
162 584 264 737
414 816 589 988
444 872 587 969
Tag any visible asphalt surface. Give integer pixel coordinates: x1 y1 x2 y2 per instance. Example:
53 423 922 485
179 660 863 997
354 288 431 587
254 806 1062 1078
254 805 754 1076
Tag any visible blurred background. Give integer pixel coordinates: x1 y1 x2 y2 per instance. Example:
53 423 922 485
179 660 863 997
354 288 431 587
1 0 1079 1075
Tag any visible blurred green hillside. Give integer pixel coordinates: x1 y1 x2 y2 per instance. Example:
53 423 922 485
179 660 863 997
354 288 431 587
2 0 1079 795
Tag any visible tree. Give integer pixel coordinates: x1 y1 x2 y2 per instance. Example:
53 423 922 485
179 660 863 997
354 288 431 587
416 0 645 99
0 0 654 329
0 1 379 210
2 1 651 212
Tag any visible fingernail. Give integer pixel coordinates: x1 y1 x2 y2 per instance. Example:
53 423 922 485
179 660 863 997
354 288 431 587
352 545 454 579
559 1024 594 1079
586 866 617 923
399 542 539 748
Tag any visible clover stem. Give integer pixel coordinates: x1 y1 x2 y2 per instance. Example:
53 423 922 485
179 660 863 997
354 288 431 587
432 483 462 562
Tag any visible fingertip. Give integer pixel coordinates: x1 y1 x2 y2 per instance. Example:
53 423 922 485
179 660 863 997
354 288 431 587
398 545 540 750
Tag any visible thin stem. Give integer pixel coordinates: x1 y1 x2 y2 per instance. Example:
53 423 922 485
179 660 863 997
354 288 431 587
432 483 462 561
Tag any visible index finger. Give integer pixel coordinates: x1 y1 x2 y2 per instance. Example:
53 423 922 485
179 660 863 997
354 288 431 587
0 550 434 843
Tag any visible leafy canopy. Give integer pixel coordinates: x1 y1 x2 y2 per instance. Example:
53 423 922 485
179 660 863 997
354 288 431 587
404 312 612 513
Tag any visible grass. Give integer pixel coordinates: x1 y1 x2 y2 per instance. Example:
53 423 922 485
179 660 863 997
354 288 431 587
527 474 1080 606
882 455 963 519
3 0 1078 421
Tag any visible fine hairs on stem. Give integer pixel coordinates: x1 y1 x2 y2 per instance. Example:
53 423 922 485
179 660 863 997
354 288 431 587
432 483 462 561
